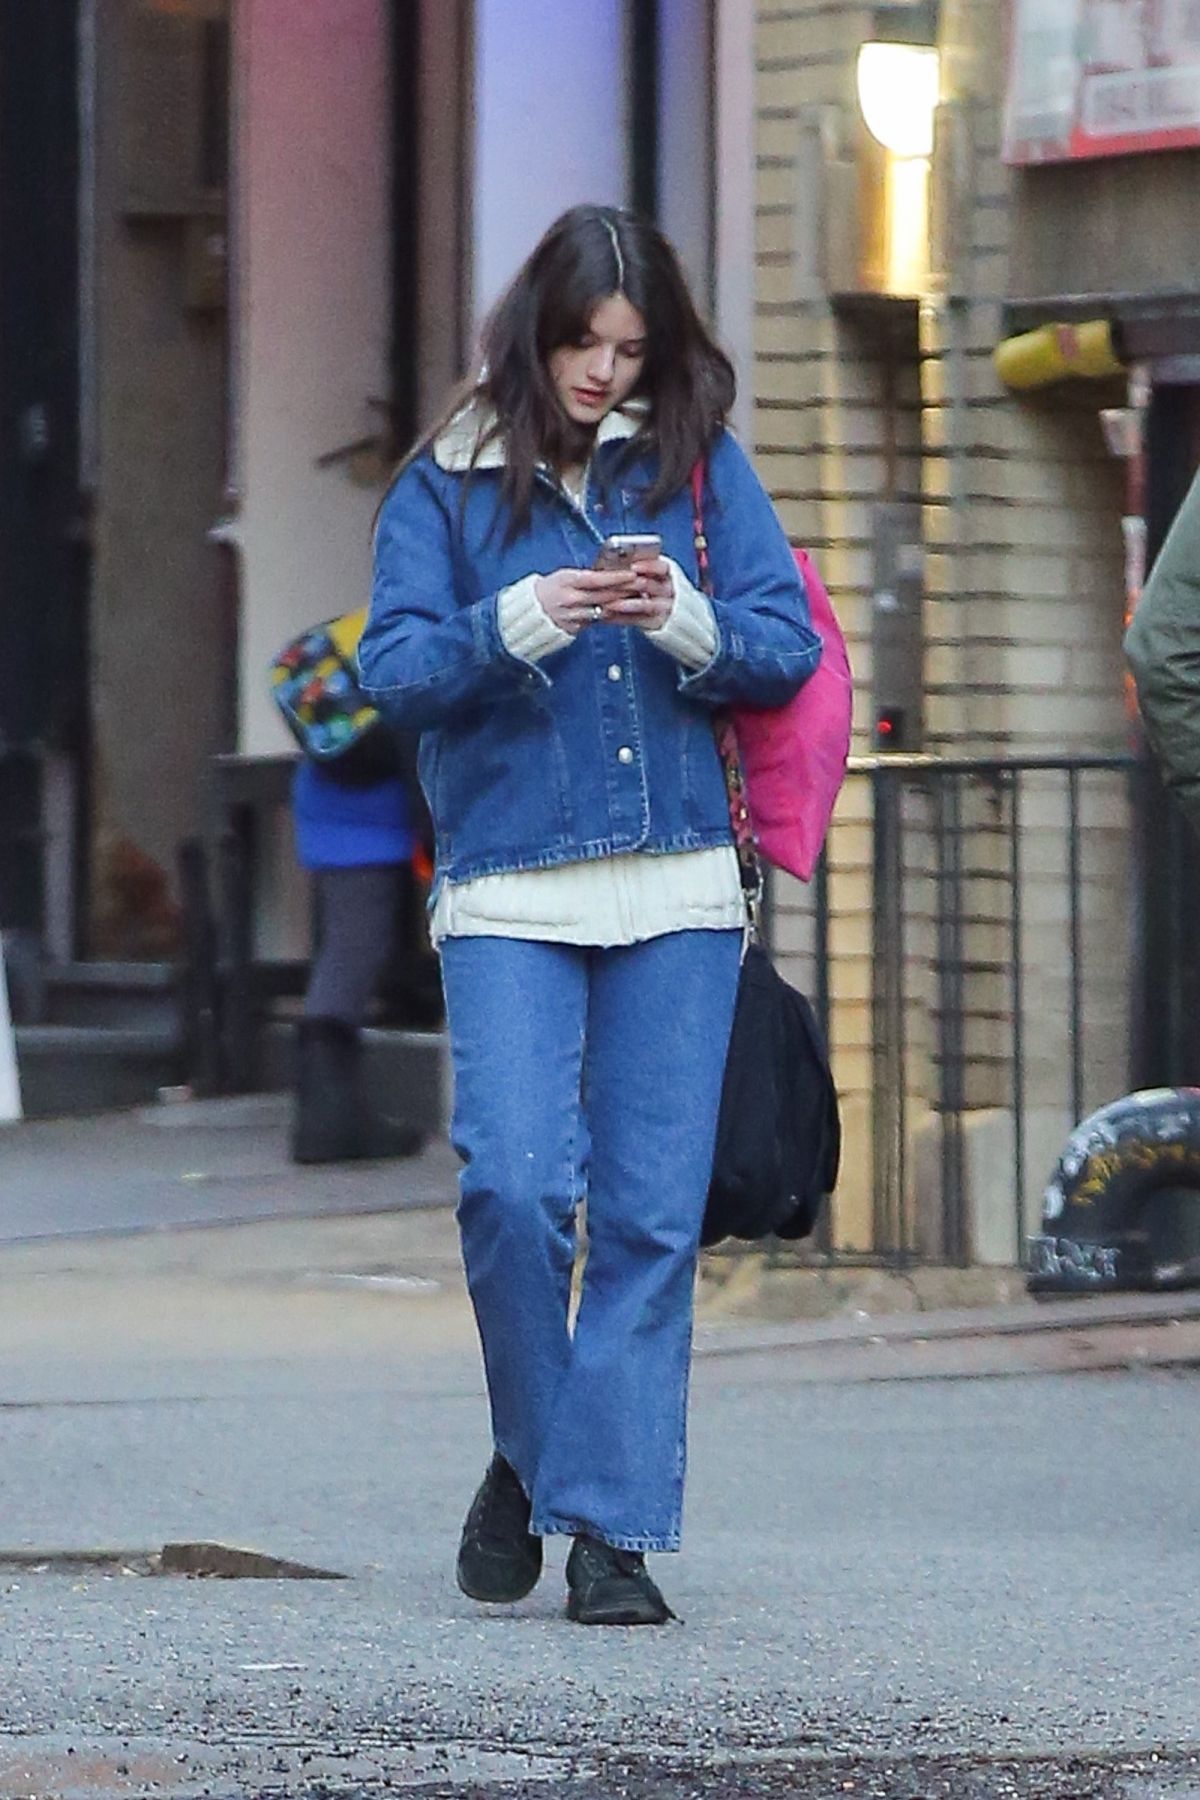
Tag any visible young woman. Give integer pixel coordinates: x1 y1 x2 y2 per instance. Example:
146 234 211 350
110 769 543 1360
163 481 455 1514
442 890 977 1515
359 204 821 1626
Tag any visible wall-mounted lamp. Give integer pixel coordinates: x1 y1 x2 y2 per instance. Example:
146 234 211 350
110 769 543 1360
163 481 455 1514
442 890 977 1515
857 42 940 159
852 2 940 298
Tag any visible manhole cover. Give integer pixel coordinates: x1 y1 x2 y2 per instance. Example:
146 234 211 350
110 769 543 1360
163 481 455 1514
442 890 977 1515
0 1542 346 1580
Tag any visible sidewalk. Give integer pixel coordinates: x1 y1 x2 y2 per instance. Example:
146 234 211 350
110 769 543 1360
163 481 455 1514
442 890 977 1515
0 1094 461 1243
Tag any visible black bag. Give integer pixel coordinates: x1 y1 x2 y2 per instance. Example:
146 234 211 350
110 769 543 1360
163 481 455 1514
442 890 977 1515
702 942 841 1247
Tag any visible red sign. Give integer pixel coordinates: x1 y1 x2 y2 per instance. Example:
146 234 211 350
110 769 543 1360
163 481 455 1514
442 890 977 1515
1005 0 1200 164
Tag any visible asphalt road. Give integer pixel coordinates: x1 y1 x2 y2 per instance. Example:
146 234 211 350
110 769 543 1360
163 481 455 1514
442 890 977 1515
1 1205 1199 1798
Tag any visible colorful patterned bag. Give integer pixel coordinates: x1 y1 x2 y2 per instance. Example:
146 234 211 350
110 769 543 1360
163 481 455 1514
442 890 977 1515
270 608 393 773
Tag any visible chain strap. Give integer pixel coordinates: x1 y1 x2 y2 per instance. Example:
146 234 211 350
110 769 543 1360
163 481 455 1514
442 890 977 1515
690 461 763 934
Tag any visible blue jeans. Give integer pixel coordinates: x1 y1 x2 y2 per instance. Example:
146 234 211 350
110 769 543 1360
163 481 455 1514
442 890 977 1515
439 929 742 1553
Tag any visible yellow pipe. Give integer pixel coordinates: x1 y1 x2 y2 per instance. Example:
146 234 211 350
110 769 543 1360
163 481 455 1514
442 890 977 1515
994 320 1124 392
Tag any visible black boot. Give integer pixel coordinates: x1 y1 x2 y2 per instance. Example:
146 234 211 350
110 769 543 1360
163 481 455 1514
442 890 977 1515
565 1534 674 1626
291 1017 425 1164
456 1454 543 1603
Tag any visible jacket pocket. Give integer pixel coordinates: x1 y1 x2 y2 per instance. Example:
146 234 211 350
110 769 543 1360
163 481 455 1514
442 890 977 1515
435 700 574 864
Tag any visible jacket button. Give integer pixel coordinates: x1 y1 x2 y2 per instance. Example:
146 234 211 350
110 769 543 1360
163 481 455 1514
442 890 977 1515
617 746 634 765
607 664 622 681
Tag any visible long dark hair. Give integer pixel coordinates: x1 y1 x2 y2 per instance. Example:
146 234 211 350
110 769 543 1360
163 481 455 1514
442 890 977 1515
416 204 735 531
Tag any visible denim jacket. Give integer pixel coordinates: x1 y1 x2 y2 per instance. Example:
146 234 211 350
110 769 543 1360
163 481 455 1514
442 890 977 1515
358 404 822 890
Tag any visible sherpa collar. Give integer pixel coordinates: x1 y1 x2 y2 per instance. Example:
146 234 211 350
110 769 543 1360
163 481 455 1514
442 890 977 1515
431 393 649 473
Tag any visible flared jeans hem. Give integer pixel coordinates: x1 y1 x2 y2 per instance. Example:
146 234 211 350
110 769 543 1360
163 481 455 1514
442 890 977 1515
530 1513 682 1555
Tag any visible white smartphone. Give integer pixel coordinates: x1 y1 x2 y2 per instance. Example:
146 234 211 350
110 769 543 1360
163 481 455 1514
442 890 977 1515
594 533 662 572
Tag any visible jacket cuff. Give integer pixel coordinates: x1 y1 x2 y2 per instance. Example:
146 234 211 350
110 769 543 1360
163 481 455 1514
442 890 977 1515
497 574 573 663
645 559 719 670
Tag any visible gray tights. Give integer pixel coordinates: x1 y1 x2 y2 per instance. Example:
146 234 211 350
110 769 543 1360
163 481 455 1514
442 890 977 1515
304 865 402 1026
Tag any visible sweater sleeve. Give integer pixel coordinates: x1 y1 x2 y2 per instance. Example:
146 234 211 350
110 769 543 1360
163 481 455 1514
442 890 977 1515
497 574 574 662
643 559 719 670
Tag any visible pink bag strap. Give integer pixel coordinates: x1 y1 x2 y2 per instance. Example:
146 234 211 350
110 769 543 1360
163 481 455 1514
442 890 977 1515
689 459 763 923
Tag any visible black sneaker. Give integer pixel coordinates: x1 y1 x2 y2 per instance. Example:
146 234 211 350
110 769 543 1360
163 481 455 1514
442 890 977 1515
565 1533 675 1626
456 1454 543 1604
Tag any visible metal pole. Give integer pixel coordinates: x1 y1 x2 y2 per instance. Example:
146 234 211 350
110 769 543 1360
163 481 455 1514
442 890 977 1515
1066 764 1084 1126
871 767 906 1260
937 773 967 1265
813 844 833 1256
0 934 22 1124
1008 770 1026 1267
815 847 831 1047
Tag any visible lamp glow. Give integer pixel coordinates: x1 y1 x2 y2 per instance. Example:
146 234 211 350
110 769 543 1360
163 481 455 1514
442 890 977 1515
856 42 940 158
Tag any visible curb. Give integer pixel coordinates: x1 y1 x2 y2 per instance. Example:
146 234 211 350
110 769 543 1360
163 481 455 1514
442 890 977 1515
695 1285 1200 1360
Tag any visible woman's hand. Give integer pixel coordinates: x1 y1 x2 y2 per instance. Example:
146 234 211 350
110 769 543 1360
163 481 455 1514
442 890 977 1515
598 557 675 632
534 567 644 636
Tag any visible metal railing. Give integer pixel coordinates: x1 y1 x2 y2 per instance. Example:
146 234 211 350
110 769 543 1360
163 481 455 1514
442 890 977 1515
764 753 1144 1269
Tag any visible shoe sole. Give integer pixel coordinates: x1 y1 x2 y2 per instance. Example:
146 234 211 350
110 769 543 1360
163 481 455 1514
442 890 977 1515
456 1554 542 1605
566 1595 672 1626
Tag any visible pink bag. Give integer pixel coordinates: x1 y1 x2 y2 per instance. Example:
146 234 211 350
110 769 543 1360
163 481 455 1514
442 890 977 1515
691 467 853 884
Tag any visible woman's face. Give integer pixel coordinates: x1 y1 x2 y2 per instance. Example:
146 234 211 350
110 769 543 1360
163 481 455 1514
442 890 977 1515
548 293 647 429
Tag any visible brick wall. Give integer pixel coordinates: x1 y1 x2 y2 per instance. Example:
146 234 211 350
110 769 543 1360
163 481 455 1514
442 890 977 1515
923 0 1128 760
923 0 1131 1147
751 0 1133 1255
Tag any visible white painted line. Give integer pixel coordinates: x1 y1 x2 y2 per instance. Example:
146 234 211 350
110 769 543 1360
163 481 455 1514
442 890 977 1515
314 1272 442 1295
